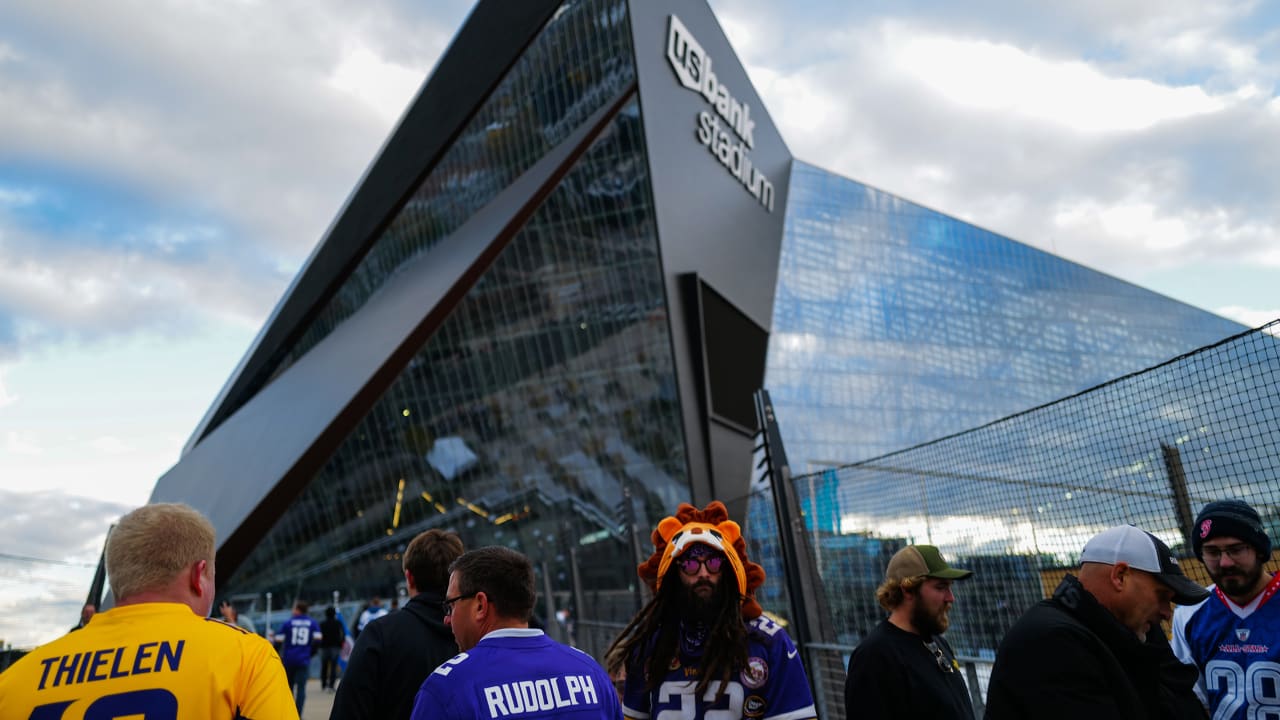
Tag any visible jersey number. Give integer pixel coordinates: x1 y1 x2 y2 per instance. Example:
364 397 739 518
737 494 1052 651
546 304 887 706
291 626 311 645
654 680 744 720
1206 659 1280 720
30 688 179 720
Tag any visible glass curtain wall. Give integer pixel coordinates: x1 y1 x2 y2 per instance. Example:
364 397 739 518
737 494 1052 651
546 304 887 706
223 0 687 625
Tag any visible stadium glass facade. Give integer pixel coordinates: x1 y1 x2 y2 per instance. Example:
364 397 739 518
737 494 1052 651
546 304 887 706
143 0 1249 643
769 162 1245 476
224 0 684 618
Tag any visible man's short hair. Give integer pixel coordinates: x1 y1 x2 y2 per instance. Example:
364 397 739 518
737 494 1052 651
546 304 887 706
404 529 465 593
449 546 536 621
295 600 309 614
106 503 215 601
875 575 925 611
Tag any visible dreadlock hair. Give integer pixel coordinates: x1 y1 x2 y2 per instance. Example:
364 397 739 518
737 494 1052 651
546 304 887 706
605 561 749 699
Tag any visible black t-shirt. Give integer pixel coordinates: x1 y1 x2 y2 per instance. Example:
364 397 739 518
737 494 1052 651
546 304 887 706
320 618 345 648
844 619 975 720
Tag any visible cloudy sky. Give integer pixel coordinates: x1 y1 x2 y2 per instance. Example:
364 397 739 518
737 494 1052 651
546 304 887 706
1 0 1277 648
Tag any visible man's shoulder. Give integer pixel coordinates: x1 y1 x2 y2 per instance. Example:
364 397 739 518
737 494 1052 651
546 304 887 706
1001 600 1111 658
848 621 901 653
1172 592 1214 626
745 614 793 643
435 636 606 680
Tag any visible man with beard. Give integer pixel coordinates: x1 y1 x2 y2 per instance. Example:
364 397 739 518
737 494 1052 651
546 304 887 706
843 544 975 719
606 501 817 720
1172 499 1279 719
986 524 1209 719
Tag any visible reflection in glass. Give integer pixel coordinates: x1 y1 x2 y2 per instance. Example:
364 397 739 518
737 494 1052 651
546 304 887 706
223 5 686 629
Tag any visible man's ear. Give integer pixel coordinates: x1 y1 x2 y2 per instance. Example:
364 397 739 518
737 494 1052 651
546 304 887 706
1109 562 1131 592
473 591 489 619
189 559 209 597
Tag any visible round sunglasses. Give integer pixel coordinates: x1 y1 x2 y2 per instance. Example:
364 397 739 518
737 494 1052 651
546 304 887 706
677 555 725 575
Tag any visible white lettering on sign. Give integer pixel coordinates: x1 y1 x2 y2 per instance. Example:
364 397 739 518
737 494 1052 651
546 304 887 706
666 14 774 212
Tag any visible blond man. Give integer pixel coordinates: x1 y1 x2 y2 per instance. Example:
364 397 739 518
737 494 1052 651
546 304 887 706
0 503 298 719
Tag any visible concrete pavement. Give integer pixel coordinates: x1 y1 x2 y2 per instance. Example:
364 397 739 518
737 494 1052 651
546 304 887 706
300 678 335 720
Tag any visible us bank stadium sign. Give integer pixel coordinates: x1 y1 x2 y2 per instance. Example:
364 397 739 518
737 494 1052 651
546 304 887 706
666 15 775 213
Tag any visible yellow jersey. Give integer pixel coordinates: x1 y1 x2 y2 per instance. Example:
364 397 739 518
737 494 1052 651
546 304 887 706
0 602 298 720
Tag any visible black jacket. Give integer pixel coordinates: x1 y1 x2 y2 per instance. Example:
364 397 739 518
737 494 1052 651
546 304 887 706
330 591 458 720
985 574 1204 720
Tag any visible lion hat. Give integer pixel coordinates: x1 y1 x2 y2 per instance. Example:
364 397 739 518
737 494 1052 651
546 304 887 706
637 501 766 619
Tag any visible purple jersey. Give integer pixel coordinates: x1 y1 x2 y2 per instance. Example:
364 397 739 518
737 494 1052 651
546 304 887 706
621 615 817 720
276 614 322 668
1172 574 1280 719
411 628 621 719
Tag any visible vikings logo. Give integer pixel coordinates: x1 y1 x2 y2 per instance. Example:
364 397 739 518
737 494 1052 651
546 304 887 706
1200 519 1213 539
741 657 769 689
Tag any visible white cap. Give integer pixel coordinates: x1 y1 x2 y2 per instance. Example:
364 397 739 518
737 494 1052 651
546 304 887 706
1081 525 1209 605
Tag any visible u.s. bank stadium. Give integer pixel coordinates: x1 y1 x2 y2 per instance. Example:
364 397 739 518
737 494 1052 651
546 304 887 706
97 1 1280 716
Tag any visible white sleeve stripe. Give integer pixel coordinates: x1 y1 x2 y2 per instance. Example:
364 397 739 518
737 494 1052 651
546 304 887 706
762 705 817 720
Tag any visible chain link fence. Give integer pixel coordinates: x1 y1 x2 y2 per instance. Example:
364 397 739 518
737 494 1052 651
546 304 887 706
743 320 1280 717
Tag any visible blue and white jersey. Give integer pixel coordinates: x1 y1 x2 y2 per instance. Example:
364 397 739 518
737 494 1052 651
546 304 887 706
410 628 621 720
621 615 817 720
276 614 322 668
1172 573 1280 719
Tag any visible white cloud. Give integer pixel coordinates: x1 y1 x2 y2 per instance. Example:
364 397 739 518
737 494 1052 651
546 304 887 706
0 186 37 208
889 27 1226 133
4 431 41 455
1214 306 1280 330
329 46 424 123
89 436 132 454
0 368 15 407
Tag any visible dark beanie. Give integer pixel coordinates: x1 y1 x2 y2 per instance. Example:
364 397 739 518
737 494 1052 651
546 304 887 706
1193 499 1271 557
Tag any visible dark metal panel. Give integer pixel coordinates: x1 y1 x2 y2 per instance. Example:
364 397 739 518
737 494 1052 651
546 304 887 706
629 0 793 505
152 87 637 579
185 0 565 454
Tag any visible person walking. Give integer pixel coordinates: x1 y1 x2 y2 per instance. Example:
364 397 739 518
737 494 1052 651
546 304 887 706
276 600 322 715
332 528 464 719
220 599 258 634
69 602 95 632
320 606 346 692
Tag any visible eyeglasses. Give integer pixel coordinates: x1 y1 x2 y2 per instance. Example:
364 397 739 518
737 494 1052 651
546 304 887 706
441 592 478 617
677 555 725 576
1202 544 1253 562
925 641 954 673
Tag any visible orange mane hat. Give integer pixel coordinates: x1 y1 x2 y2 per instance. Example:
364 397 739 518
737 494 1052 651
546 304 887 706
637 501 766 619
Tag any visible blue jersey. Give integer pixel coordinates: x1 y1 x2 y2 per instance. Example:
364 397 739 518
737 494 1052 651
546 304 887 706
621 615 817 720
1172 574 1280 719
410 628 621 719
277 614 322 668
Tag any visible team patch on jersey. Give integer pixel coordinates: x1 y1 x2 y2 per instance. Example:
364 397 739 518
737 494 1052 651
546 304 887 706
1238 628 1252 642
743 694 767 717
741 656 768 689
669 656 681 671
